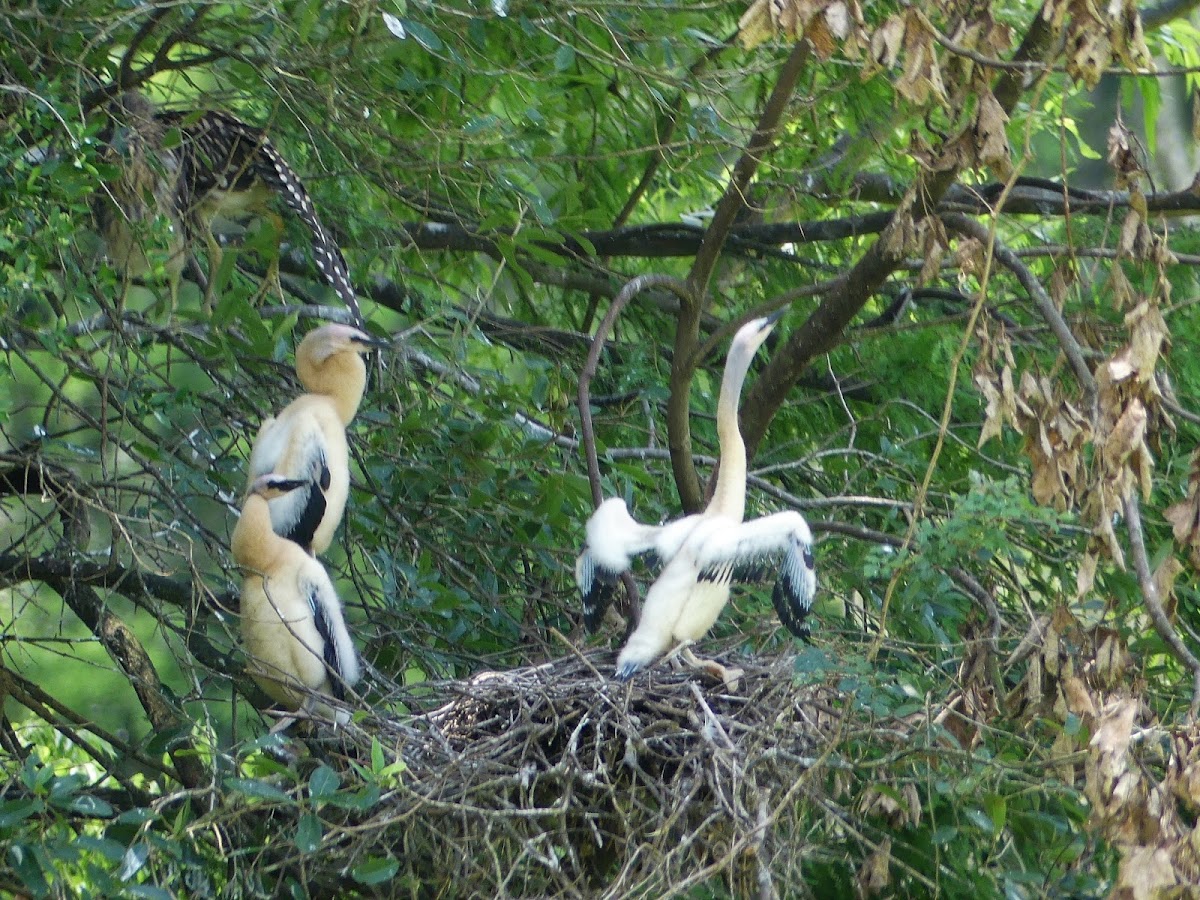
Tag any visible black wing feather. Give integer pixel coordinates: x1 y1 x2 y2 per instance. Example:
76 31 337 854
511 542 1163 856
698 554 774 585
281 450 330 553
307 583 345 701
772 540 816 639
578 552 620 633
696 526 817 638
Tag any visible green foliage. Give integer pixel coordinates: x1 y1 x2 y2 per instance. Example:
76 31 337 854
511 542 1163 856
2 0 1199 895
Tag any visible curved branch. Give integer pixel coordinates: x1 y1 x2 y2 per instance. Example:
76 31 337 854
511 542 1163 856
578 273 697 509
117 7 172 90
1123 494 1200 715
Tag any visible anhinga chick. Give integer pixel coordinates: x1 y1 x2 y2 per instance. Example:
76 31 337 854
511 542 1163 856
232 473 361 726
576 310 817 685
246 323 388 555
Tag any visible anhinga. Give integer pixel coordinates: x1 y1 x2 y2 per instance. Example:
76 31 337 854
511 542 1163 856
95 91 365 325
232 473 361 726
575 310 817 683
247 323 387 555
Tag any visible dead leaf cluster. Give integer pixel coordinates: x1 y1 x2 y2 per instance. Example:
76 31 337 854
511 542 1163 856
1012 608 1108 722
1053 0 1154 89
973 322 1018 448
1086 701 1200 896
737 0 867 57
1000 602 1200 895
1015 369 1091 511
973 87 1013 178
1165 451 1200 570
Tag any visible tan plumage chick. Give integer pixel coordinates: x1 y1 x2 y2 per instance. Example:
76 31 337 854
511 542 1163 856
247 324 387 555
232 473 360 725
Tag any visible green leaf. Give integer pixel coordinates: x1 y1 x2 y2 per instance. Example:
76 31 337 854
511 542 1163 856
224 778 294 804
124 887 173 900
352 856 400 885
984 794 1007 833
52 793 115 817
554 44 576 72
965 807 995 835
309 765 341 801
930 826 959 846
73 836 126 863
403 20 443 51
7 843 49 896
0 798 44 828
323 785 382 811
118 843 151 881
371 737 386 775
295 813 323 853
114 808 157 826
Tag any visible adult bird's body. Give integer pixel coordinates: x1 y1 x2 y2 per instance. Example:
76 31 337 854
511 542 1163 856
232 474 360 725
247 324 386 555
575 309 817 681
95 91 365 325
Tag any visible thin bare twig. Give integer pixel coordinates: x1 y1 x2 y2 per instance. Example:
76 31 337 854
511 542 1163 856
577 274 695 628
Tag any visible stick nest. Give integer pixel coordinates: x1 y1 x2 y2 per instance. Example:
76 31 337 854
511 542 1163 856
341 648 844 898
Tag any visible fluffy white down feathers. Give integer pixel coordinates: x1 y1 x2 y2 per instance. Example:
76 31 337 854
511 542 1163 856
575 310 818 679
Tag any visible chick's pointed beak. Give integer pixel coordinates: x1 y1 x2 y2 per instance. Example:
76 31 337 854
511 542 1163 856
352 333 393 351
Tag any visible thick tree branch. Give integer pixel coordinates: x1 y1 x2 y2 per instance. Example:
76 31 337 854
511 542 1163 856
1144 0 1200 28
51 578 209 791
371 179 1200 274
688 40 811 299
0 553 220 615
661 40 810 513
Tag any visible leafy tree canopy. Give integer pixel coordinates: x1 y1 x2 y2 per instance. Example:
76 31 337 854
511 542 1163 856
3 0 1200 894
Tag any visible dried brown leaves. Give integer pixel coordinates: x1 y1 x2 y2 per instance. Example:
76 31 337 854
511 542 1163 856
1001 560 1200 894
1166 453 1200 569
1053 0 1154 89
738 0 867 57
1085 702 1200 895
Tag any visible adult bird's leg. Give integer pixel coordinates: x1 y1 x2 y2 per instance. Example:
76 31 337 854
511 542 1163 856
263 211 286 303
201 227 224 316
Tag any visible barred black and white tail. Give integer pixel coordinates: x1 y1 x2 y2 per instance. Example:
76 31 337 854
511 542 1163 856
161 106 365 328
256 141 364 329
